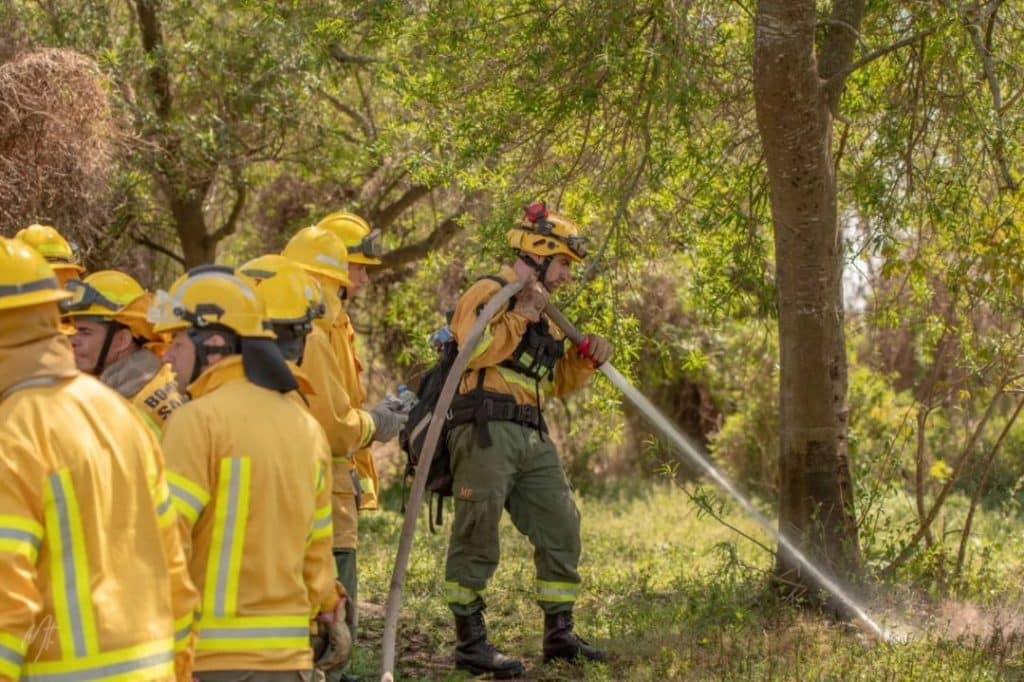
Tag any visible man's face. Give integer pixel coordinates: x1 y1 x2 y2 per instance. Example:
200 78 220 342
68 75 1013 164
543 255 574 292
347 263 370 298
163 331 196 392
69 319 133 374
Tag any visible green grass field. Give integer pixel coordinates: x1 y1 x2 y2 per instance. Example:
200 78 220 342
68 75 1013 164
348 482 1024 681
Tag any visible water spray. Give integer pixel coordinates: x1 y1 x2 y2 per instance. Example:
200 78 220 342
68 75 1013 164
543 303 892 644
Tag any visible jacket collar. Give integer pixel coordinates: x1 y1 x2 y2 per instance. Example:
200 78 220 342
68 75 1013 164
0 305 77 397
187 355 247 399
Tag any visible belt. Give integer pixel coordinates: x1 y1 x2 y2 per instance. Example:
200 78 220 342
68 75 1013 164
449 392 547 443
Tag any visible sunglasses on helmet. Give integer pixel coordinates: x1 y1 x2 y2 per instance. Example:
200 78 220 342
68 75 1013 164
60 280 120 314
348 229 383 259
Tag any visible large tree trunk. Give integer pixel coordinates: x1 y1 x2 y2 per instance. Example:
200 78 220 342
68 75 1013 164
753 0 863 595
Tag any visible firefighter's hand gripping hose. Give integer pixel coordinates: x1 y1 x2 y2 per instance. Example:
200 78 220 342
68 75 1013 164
380 278 527 682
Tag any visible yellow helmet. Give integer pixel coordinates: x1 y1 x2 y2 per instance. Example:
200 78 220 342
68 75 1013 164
507 202 587 264
15 224 86 275
316 211 383 265
147 265 275 338
61 270 160 341
0 236 73 312
240 256 325 324
238 253 295 283
281 226 353 286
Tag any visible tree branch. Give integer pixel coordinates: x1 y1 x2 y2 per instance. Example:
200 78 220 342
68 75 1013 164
313 87 372 140
823 27 938 92
205 179 247 247
818 0 867 104
372 185 431 231
133 232 185 266
328 46 380 66
960 0 1018 191
378 214 462 270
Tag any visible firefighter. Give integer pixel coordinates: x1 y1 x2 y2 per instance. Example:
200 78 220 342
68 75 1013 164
282 226 407 659
15 223 86 286
63 270 184 433
0 236 198 681
152 265 349 681
443 203 612 676
315 211 385 512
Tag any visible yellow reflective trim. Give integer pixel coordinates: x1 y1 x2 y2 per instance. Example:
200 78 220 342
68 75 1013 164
469 327 494 361
204 458 251 619
0 658 20 680
445 581 483 605
173 611 193 653
201 615 309 628
0 631 27 655
43 469 99 657
0 514 44 539
497 366 538 392
167 471 209 526
135 407 162 438
0 538 38 563
535 579 581 603
22 637 173 681
225 458 251 617
155 480 175 529
315 462 326 495
196 637 308 652
0 513 44 562
58 469 100 656
0 631 26 677
359 411 375 447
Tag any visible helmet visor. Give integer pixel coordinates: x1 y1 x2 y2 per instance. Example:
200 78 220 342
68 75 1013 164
348 229 383 259
60 279 120 315
147 289 183 327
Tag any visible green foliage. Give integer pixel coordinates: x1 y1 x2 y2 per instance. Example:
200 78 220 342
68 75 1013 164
355 483 1024 680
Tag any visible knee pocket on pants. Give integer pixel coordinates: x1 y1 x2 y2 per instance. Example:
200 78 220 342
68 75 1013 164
452 492 502 563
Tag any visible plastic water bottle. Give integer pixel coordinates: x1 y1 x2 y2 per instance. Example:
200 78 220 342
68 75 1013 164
397 384 418 411
386 384 419 413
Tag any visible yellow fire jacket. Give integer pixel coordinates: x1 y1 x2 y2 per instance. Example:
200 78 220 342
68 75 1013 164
0 313 198 682
305 285 374 549
161 356 339 673
451 266 596 405
330 304 380 511
100 349 185 436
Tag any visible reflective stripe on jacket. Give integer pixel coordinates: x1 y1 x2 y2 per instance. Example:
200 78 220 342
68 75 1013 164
161 356 337 673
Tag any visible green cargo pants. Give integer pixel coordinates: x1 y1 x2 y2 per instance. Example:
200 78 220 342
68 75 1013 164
444 420 582 617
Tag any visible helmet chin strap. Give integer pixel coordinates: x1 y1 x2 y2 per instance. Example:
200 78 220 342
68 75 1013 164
518 252 555 291
91 322 118 376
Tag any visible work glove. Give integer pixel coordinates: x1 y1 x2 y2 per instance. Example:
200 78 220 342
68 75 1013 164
312 589 352 672
513 281 550 323
368 400 409 442
577 334 613 367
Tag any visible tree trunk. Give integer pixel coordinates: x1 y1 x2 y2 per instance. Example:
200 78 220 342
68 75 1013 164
753 0 863 595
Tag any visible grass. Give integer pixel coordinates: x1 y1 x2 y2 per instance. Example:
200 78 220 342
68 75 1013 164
348 481 1024 680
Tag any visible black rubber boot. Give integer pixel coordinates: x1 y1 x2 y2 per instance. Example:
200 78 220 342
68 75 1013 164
454 611 525 679
542 611 607 664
